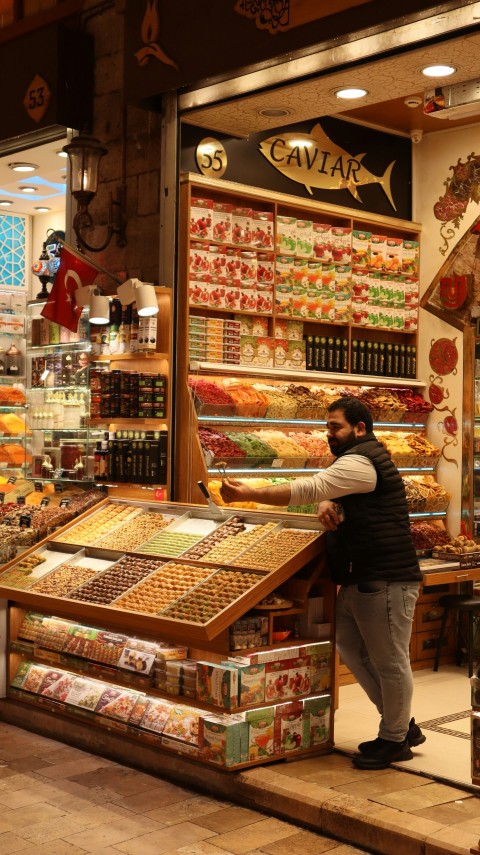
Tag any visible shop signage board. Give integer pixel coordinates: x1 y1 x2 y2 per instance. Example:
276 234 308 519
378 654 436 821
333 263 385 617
181 117 412 220
124 0 446 107
0 24 93 144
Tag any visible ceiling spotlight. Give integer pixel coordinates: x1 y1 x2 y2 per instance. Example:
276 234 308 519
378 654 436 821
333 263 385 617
34 206 51 212
257 107 292 118
56 150 68 158
8 162 38 172
404 96 423 108
422 64 456 77
0 200 13 207
89 291 110 325
19 186 36 193
117 278 159 316
335 87 368 99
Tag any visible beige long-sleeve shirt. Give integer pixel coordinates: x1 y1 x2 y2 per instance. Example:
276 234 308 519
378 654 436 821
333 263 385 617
289 454 377 507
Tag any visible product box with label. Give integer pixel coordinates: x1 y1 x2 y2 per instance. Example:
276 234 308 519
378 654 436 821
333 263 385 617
254 336 274 367
286 339 306 369
225 659 266 707
239 335 257 366
245 706 275 761
402 240 420 275
257 253 275 285
189 242 211 281
190 198 213 240
369 234 387 270
276 215 297 253
225 247 241 283
304 694 331 746
265 659 290 702
352 229 371 267
274 338 289 369
212 201 232 242
231 207 254 247
331 227 352 263
208 245 227 282
288 655 311 697
312 223 332 260
199 713 248 766
252 211 274 249
296 219 314 256
274 700 306 754
224 284 241 311
385 237 403 273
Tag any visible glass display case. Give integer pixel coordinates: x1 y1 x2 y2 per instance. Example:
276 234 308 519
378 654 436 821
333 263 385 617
26 301 103 484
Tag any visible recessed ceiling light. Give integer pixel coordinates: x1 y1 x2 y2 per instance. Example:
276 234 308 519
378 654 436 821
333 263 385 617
422 64 456 77
257 107 293 117
19 186 36 193
8 162 38 172
335 87 368 99
34 206 51 212
0 200 13 207
56 150 68 158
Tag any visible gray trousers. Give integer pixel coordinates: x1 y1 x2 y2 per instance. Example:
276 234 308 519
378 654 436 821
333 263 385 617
336 581 419 743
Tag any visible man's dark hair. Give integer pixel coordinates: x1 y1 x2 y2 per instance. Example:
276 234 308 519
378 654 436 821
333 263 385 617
327 396 374 432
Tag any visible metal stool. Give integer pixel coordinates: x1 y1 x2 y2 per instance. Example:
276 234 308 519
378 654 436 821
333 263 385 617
433 594 480 677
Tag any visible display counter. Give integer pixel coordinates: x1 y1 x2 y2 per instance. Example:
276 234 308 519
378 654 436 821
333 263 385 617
0 498 334 770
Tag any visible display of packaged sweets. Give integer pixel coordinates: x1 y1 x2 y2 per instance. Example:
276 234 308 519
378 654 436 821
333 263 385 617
190 198 213 240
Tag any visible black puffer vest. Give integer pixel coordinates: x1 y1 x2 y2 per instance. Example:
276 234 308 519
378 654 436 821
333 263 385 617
325 432 421 585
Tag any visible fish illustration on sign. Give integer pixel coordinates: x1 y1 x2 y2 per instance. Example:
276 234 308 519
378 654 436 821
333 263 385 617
258 123 396 210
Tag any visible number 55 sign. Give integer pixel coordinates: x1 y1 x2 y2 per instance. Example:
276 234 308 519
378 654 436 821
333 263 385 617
23 74 52 124
195 137 227 179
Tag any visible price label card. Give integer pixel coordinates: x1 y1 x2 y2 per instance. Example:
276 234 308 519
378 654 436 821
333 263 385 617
0 493 5 504
34 481 44 492
59 498 70 508
54 483 64 493
17 496 26 505
40 497 50 507
7 476 17 484
19 514 32 528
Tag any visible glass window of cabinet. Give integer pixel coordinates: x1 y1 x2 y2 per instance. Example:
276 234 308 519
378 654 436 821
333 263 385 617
26 301 103 484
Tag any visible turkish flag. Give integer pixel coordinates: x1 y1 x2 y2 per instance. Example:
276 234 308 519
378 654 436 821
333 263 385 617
41 244 98 332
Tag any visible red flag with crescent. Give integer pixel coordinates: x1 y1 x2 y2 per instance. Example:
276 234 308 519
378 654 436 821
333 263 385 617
41 244 98 332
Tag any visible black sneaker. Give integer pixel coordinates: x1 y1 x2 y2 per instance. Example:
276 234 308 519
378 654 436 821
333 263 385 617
352 738 413 770
358 718 426 754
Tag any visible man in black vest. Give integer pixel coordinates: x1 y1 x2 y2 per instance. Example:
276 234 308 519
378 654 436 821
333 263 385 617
220 396 425 770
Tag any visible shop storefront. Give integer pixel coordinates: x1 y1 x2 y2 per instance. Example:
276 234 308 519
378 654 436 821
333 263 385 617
0 0 479 791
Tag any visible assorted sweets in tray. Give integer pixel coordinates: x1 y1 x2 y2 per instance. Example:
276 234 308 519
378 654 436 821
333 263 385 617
0 501 323 630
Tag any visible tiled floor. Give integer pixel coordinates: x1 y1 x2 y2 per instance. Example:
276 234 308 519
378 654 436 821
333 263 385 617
335 663 474 789
0 665 478 854
0 720 370 855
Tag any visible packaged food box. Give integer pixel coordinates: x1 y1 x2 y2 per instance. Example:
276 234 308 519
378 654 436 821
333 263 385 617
240 335 257 365
190 197 213 240
402 239 420 275
320 263 336 293
225 247 241 282
296 219 313 256
245 706 275 761
304 694 331 745
352 229 372 267
251 316 269 337
212 201 232 242
189 242 211 280
276 255 294 290
331 226 352 263
240 251 257 287
238 288 257 313
207 283 225 309
197 661 239 710
231 207 254 247
392 277 406 309
286 339 306 370
369 235 387 269
265 659 290 702
288 656 311 696
66 676 105 711
274 700 306 754
367 272 381 305
162 704 202 744
225 660 266 707
276 215 297 253
208 245 227 281
404 276 419 308
95 686 140 722
199 713 248 766
257 253 274 285
189 282 209 307
253 336 274 367
312 223 332 260
235 314 253 335
385 237 403 272
274 338 288 369
224 285 240 311
252 211 274 249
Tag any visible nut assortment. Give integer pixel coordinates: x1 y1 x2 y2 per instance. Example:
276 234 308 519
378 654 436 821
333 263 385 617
68 555 165 604
30 564 98 596
94 512 171 551
231 528 320 570
113 562 214 614
56 504 139 545
161 570 264 623
200 522 277 563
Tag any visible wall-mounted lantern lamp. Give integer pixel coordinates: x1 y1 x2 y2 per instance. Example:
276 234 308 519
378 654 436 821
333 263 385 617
62 134 126 253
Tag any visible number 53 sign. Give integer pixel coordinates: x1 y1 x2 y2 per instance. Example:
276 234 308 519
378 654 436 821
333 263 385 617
23 74 52 124
195 137 227 179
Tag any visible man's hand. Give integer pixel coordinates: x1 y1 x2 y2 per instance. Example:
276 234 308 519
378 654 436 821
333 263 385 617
220 478 252 504
317 500 343 531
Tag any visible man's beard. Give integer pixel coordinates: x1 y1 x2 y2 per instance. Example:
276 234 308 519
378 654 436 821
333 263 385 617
328 428 357 454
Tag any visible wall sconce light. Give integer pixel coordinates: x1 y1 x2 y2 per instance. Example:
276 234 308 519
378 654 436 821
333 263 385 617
62 134 126 253
117 278 159 317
